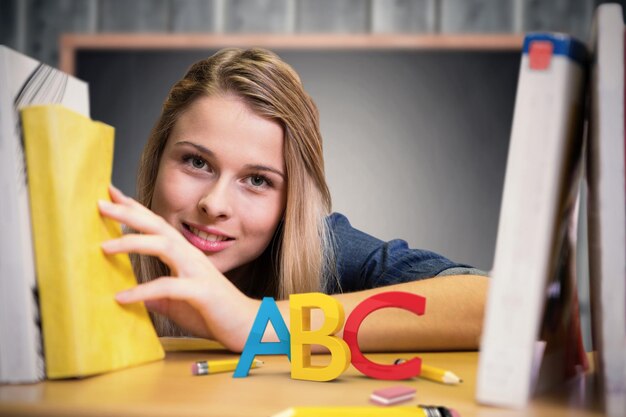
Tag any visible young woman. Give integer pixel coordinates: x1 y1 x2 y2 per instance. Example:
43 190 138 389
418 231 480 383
98 48 489 353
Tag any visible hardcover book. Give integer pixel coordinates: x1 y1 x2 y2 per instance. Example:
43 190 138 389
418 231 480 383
476 33 588 408
21 104 164 379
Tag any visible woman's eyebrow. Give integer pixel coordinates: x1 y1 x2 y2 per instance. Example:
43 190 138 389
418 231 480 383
173 141 214 157
244 164 286 180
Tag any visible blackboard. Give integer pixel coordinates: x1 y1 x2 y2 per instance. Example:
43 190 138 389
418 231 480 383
72 40 521 270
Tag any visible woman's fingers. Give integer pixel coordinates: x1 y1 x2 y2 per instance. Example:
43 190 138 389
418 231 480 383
108 184 140 207
143 299 168 315
116 276 252 350
102 233 214 278
101 234 165 255
100 185 208 274
120 281 213 339
102 185 233 342
98 197 177 240
116 277 199 304
108 183 128 204
109 184 153 212
102 234 184 273
116 277 211 325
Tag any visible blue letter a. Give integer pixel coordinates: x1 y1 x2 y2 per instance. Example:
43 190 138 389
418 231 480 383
233 297 291 377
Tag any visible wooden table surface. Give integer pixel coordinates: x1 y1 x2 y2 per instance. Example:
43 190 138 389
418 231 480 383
0 338 604 417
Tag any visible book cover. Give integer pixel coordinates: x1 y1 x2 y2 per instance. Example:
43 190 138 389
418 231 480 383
0 45 89 384
21 104 164 379
476 33 588 408
587 4 626 416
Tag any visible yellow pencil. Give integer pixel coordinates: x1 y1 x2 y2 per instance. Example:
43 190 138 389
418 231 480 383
394 359 462 384
420 364 462 384
191 358 263 375
272 405 460 417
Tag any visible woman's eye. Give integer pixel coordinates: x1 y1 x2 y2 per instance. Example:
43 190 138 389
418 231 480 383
247 175 272 188
250 175 266 187
191 157 206 169
181 153 214 175
183 154 209 170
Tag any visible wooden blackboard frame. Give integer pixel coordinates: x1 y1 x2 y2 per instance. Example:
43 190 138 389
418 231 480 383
59 33 524 75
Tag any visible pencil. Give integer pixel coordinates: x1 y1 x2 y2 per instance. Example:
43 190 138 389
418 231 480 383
191 358 263 375
271 405 460 417
420 364 462 384
394 359 462 385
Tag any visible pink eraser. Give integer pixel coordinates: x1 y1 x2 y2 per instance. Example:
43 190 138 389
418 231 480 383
370 385 416 406
449 408 461 417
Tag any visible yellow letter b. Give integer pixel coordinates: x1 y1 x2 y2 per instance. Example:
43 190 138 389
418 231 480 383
289 293 351 381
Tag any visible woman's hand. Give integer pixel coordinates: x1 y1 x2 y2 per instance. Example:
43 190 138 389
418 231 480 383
98 184 259 352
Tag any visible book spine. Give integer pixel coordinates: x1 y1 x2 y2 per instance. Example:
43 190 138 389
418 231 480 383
587 5 626 416
476 34 587 407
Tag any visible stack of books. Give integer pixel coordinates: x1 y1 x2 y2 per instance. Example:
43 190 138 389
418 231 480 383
477 4 626 416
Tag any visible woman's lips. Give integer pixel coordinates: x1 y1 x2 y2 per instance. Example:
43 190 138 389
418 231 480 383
181 223 235 253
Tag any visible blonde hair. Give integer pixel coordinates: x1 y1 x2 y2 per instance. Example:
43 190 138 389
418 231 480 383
134 48 336 335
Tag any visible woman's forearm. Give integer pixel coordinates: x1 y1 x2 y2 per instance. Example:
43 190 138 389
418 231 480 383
271 275 489 353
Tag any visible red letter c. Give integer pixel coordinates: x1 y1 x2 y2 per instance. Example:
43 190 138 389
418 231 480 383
343 291 426 380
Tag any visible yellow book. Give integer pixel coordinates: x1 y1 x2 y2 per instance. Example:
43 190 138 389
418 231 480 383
21 104 164 379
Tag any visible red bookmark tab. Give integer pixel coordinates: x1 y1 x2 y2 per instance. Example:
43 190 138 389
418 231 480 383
529 40 553 70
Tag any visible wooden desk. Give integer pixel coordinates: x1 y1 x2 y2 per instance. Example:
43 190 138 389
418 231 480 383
0 339 603 417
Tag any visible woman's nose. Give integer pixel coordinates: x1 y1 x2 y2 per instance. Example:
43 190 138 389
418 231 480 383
197 180 233 219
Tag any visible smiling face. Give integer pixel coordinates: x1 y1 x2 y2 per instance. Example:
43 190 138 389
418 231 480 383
151 94 287 277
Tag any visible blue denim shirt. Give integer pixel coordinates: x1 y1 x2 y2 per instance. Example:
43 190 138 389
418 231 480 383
325 212 484 294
